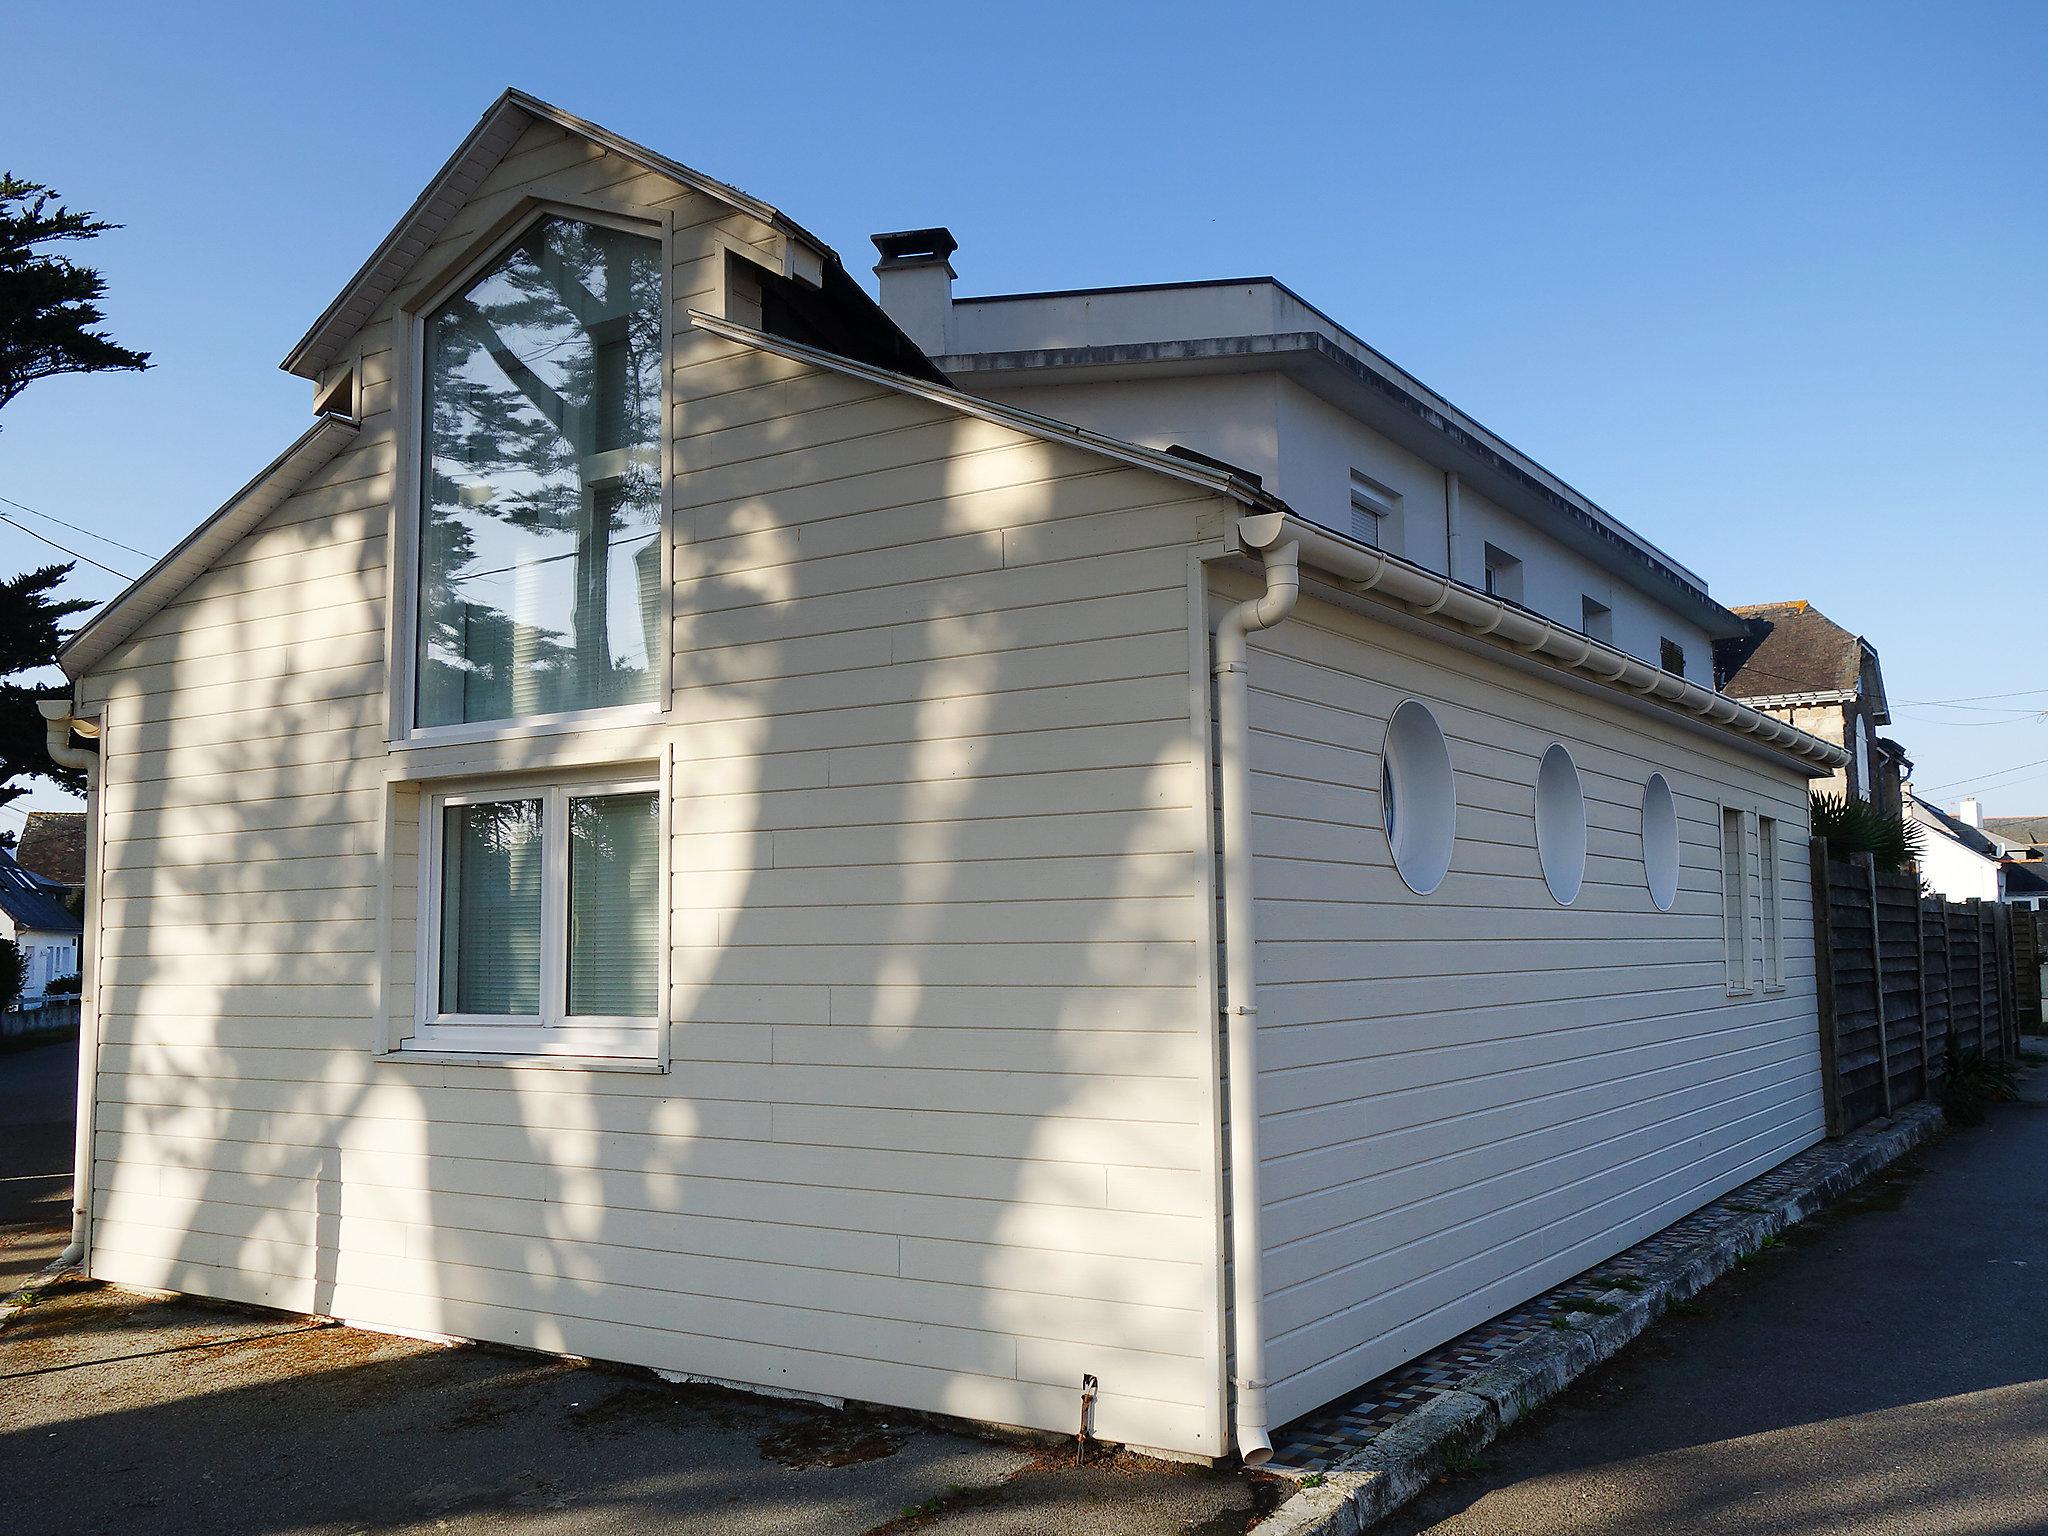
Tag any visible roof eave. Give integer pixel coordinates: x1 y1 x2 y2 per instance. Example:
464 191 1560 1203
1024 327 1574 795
59 415 362 681
282 88 832 382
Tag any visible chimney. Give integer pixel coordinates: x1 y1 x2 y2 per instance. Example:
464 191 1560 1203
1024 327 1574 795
1959 795 1984 828
872 228 957 358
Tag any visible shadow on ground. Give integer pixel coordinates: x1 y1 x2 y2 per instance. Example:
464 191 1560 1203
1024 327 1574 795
1 1282 1271 1536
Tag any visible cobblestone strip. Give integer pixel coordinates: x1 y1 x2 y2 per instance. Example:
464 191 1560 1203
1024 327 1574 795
1257 1103 1944 1536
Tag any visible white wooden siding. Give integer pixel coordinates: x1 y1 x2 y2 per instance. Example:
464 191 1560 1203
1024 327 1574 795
79 119 1234 1458
1225 574 1826 1428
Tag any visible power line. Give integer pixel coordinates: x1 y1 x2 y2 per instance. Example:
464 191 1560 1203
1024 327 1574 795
0 511 135 581
1918 753 2048 795
0 492 158 561
1898 686 2048 706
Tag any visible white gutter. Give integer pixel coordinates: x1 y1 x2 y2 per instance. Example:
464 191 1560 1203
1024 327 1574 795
39 699 101 1273
1276 517 1848 772
1212 512 1300 1465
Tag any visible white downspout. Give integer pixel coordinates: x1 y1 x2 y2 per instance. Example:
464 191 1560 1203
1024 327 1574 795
39 699 101 1274
1213 516 1300 1465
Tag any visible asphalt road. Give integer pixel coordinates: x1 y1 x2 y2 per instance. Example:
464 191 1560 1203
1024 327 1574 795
0 1034 75 1288
1387 1068 2048 1536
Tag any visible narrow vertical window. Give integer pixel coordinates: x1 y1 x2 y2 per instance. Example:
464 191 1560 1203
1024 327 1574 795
1348 470 1400 551
417 214 665 730
1581 596 1613 643
1660 637 1688 677
440 798 544 1015
1721 805 1751 993
1482 544 1523 603
1758 814 1784 988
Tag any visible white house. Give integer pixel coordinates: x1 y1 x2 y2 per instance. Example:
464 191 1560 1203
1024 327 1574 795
45 90 1845 1465
0 846 82 1006
1907 794 2002 903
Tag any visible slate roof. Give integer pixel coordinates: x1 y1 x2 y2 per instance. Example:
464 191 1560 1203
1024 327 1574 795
2002 859 2048 899
1716 601 1871 703
16 811 85 888
1985 816 2048 852
1913 796 2000 861
0 846 82 934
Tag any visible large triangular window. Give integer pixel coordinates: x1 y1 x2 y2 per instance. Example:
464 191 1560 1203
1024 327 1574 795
416 214 663 728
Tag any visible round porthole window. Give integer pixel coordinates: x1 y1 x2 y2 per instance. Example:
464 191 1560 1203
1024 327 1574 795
1535 744 1587 905
1642 772 1679 911
1381 700 1456 895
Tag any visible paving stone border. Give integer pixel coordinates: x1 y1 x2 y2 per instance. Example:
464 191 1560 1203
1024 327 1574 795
1255 1103 1944 1536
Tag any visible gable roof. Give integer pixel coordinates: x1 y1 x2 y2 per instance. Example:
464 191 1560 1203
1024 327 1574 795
1911 795 2000 861
283 88 838 382
1716 600 1881 709
0 846 80 935
58 415 360 680
15 811 85 887
1985 815 2048 851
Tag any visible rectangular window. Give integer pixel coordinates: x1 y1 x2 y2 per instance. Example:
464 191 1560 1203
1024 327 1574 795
1581 596 1613 643
415 213 666 732
414 776 662 1060
1482 543 1524 603
1347 470 1400 551
1721 806 1751 994
1758 814 1784 988
1660 637 1687 677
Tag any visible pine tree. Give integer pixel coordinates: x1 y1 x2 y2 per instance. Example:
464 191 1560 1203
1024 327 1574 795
0 173 149 809
0 174 150 414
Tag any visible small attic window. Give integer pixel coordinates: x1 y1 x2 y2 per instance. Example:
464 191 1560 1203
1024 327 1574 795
313 365 356 419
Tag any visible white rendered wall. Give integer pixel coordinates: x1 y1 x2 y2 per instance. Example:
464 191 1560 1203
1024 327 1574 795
1910 807 2000 902
979 372 1716 685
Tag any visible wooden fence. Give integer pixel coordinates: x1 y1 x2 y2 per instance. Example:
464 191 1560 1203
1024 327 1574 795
1810 840 2020 1136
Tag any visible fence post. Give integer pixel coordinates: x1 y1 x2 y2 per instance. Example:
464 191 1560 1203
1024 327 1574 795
1940 896 1954 1085
1995 905 2017 1058
1809 838 1842 1138
1860 854 1894 1117
1915 888 1931 1102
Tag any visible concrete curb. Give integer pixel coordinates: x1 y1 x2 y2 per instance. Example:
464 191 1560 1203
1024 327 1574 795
1260 1103 1944 1536
0 1253 85 1331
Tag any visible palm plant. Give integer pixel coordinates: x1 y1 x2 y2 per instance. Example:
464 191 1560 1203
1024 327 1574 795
1810 792 1921 873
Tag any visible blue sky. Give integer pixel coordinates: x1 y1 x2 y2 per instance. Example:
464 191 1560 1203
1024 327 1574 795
3 1 2044 825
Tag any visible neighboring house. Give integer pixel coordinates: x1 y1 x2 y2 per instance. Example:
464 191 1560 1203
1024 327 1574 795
1907 794 2002 903
16 809 87 905
2000 859 2048 911
1983 814 2048 860
0 846 82 1006
45 90 1846 1465
875 235 1741 689
1714 601 1903 813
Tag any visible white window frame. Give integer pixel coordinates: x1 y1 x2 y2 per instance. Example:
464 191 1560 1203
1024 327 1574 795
406 772 668 1063
1758 813 1785 990
385 198 677 753
1721 803 1753 996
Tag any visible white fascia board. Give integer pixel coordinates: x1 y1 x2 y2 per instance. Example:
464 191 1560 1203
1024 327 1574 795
59 415 361 681
283 88 830 381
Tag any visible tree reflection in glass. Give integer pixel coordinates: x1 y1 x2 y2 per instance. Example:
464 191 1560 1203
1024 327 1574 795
417 215 663 728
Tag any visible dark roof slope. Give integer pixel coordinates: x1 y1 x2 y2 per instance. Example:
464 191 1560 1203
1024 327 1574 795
15 811 86 887
2003 860 2048 897
1915 797 2000 860
0 847 81 934
1716 601 1869 702
1985 816 2048 851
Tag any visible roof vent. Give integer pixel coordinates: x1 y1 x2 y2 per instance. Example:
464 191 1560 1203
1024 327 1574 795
871 227 959 269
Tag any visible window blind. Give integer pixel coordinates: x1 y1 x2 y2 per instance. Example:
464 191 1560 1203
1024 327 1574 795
440 798 543 1014
567 790 659 1017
